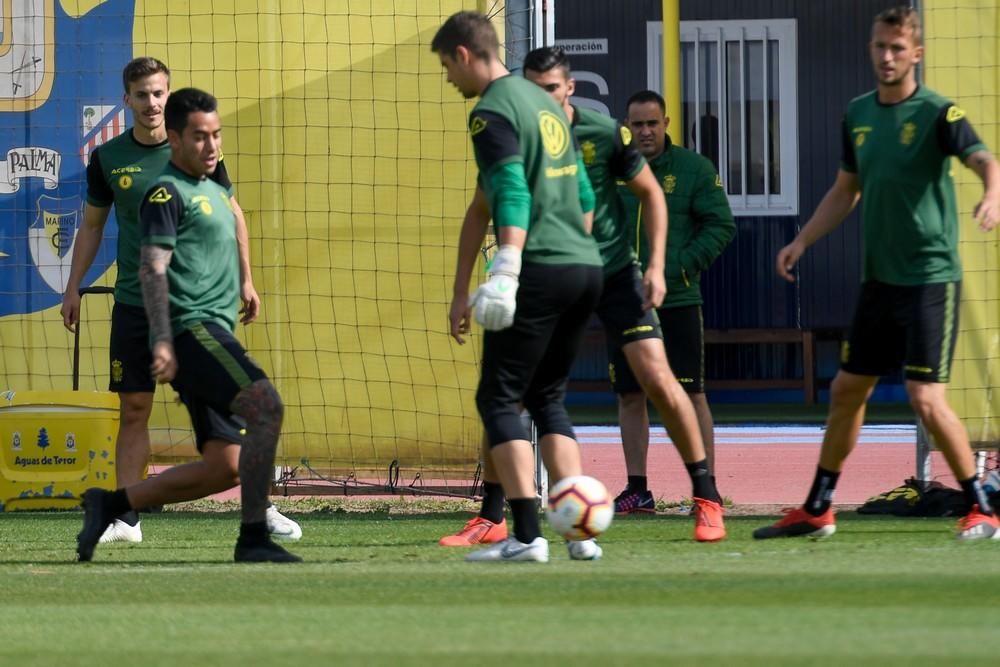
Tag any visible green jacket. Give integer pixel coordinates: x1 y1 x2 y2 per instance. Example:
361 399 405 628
620 137 734 308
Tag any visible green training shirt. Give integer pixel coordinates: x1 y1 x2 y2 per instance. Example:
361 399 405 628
470 75 601 267
86 130 234 306
572 105 646 274
841 86 986 285
138 162 240 335
620 137 734 308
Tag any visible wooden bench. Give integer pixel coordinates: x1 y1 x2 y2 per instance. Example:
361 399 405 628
568 326 824 405
703 328 816 404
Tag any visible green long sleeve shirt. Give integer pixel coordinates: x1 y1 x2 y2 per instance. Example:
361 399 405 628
620 137 735 308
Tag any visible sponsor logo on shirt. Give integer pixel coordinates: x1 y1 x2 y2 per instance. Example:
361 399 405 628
538 110 569 159
852 125 872 148
945 106 966 123
148 187 172 204
469 115 487 136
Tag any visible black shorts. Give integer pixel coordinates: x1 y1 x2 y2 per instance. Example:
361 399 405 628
109 302 155 393
841 280 960 383
609 304 705 394
476 262 603 446
171 321 267 449
594 264 662 349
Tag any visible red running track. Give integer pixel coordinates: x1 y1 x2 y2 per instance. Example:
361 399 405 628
575 425 952 505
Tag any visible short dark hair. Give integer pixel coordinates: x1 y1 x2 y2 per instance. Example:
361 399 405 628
625 90 666 115
164 88 218 133
122 56 170 94
431 11 499 60
523 46 571 77
874 5 922 45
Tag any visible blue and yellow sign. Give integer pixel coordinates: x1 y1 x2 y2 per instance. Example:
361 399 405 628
0 0 133 316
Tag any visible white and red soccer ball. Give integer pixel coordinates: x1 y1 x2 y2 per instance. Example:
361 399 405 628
545 475 613 540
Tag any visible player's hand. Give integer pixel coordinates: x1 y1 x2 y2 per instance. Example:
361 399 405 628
240 281 261 324
150 341 177 384
776 239 806 282
469 274 518 331
60 289 81 333
641 267 666 310
449 293 472 344
974 195 999 232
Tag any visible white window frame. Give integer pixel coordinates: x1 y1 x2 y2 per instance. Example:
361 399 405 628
647 19 799 216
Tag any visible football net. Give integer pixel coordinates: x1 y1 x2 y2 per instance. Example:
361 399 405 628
0 0 539 496
923 0 1000 470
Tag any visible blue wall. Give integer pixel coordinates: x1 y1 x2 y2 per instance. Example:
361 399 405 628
556 0 905 402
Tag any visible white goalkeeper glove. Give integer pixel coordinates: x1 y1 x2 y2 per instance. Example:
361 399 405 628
470 244 521 331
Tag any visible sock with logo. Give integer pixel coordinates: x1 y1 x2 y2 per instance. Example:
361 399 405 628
959 476 994 515
804 466 840 516
478 482 506 524
509 498 541 543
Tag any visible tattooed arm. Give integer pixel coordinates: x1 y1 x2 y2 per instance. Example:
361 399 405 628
139 181 184 383
139 244 177 383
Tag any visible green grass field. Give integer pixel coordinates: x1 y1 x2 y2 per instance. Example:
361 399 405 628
2 506 999 666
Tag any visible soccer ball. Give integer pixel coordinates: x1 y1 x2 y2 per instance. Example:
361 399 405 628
545 475 613 540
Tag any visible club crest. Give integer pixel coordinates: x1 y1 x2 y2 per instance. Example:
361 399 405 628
28 194 80 293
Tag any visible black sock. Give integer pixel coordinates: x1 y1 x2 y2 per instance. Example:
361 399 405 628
627 475 648 493
804 466 840 516
239 521 270 545
107 489 133 518
120 510 140 526
685 459 721 503
509 498 541 544
959 476 994 515
478 482 506 524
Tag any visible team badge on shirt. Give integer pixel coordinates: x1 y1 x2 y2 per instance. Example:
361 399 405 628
580 140 596 165
900 122 916 146
663 174 676 194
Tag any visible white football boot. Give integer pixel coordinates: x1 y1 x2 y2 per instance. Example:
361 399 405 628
266 504 303 541
567 538 602 560
98 519 142 544
465 537 549 563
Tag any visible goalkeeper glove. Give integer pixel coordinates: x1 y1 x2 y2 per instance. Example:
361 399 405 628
470 244 521 330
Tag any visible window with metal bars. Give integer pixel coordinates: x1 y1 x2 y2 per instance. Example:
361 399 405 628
648 19 799 216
